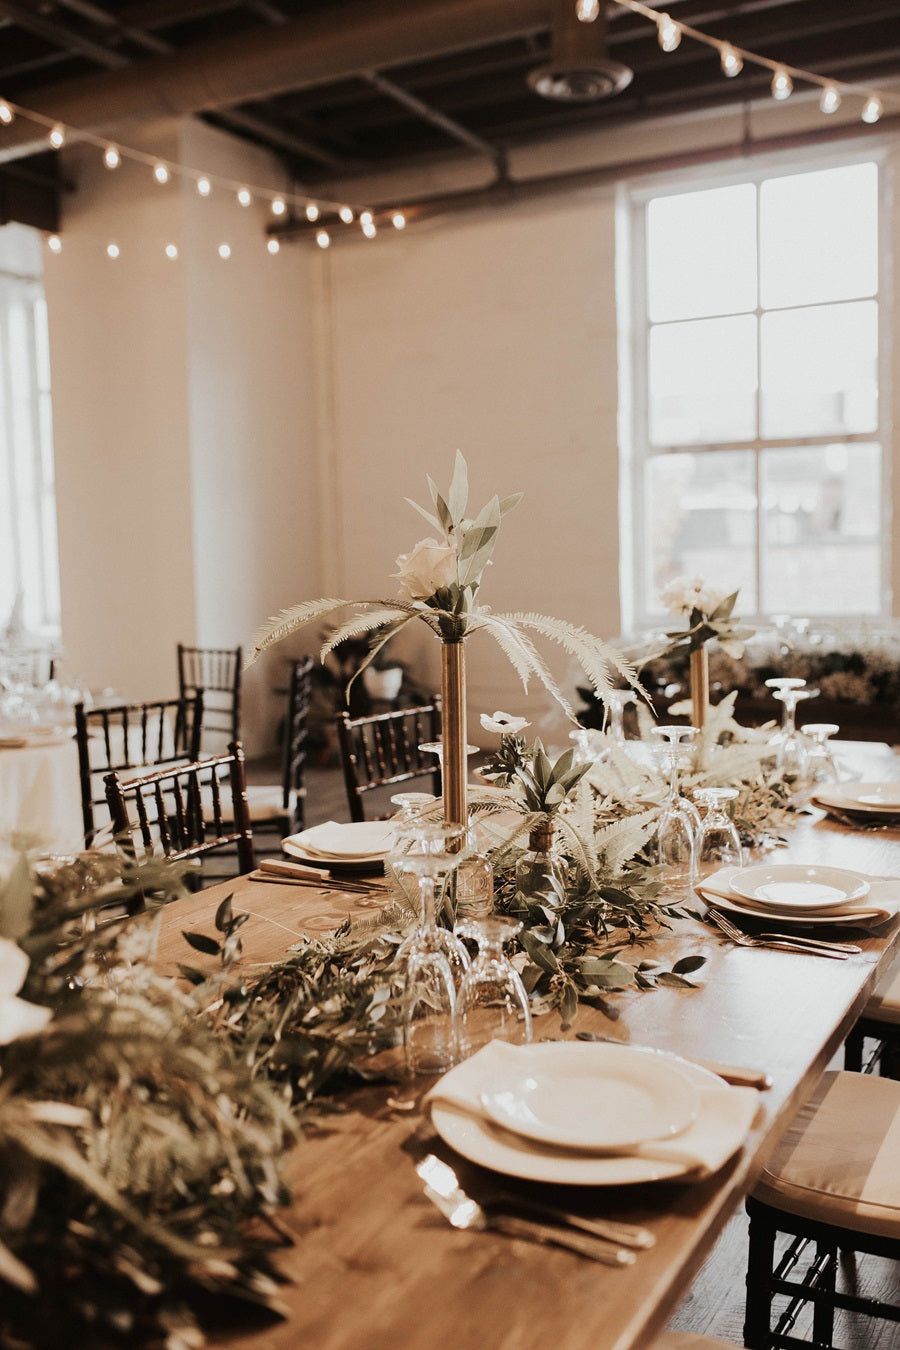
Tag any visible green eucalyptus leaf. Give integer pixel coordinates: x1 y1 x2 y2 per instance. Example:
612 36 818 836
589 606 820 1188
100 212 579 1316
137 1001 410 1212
214 895 234 932
181 931 220 956
559 983 579 1028
672 954 706 975
447 450 469 524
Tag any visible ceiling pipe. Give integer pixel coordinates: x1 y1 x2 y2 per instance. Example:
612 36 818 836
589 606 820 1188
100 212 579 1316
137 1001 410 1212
0 0 549 164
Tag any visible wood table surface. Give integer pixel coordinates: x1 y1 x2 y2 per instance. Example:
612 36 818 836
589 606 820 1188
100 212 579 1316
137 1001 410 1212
150 770 900 1350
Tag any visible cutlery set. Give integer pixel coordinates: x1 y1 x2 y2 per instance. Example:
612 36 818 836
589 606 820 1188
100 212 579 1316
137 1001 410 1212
706 907 861 959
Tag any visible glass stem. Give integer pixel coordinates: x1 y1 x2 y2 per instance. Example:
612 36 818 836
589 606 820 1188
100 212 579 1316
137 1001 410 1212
418 875 436 930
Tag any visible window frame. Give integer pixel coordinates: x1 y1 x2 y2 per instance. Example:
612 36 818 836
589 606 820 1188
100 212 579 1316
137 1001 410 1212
618 141 892 633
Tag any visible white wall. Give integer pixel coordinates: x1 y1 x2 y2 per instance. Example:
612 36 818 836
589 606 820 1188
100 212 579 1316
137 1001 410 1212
43 120 319 748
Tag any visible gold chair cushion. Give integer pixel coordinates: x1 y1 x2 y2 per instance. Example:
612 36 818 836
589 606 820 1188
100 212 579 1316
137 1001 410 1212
751 1070 900 1240
864 955 900 1026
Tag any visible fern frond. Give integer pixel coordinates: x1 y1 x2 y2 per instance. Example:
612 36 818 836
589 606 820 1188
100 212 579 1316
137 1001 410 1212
320 608 414 658
481 615 576 718
247 598 350 665
495 611 642 702
595 808 658 874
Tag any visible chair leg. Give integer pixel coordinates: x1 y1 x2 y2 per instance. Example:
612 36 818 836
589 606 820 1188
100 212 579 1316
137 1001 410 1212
811 1242 836 1346
844 1025 865 1072
745 1201 777 1349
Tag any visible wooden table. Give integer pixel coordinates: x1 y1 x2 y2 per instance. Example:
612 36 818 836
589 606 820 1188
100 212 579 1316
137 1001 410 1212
151 803 900 1350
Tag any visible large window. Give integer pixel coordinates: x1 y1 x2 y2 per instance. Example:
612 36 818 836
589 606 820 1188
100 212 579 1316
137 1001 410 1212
0 224 60 637
620 154 888 629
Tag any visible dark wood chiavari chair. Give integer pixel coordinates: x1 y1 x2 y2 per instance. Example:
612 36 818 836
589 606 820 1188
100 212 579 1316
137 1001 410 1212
177 643 242 748
336 701 442 822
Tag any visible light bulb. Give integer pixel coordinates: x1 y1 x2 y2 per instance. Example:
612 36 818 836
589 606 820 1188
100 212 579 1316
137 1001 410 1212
657 15 681 52
197 177 212 196
154 162 170 184
360 209 374 227
316 229 330 249
362 220 377 239
272 196 286 216
267 238 280 254
819 84 841 114
392 212 406 230
106 242 120 259
47 235 62 253
103 145 120 169
720 45 743 78
862 95 883 124
771 68 793 100
218 243 231 259
165 243 178 260
575 0 599 21
237 187 252 207
305 203 319 221
338 205 354 224
0 101 14 126
49 124 65 148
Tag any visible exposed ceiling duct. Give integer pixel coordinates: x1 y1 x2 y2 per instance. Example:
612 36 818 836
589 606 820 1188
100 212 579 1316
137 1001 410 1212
528 0 631 102
0 0 548 165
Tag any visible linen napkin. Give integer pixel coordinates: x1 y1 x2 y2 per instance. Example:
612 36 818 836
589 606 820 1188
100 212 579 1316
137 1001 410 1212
698 866 900 927
425 1041 760 1179
284 820 395 858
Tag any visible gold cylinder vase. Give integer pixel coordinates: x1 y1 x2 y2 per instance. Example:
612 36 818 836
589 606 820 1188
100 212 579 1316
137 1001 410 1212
440 639 468 828
690 643 710 730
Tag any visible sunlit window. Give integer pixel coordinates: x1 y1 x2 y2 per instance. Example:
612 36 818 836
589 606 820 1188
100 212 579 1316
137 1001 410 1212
621 155 887 626
0 224 60 636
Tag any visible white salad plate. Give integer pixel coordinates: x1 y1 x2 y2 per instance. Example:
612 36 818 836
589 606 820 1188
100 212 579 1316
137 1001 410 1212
728 864 869 913
477 1041 698 1152
282 820 395 867
816 782 900 815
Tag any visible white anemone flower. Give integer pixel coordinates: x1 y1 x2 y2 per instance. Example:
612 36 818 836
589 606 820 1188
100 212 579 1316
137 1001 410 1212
479 711 531 736
0 938 52 1045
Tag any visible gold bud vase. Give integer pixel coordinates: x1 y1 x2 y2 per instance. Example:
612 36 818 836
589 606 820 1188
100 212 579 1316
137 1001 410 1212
440 639 467 828
690 643 710 730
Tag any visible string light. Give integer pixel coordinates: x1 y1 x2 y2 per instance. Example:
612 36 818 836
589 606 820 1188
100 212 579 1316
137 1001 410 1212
862 95 883 124
153 162 170 184
47 235 61 253
196 177 212 197
771 68 793 100
49 124 65 148
338 206 354 223
657 14 682 53
575 0 600 20
0 100 14 125
305 202 319 221
218 243 231 259
267 238 280 254
360 210 374 228
720 45 742 78
820 84 841 115
237 187 252 207
271 196 286 216
362 220 377 239
165 243 178 260
106 242 120 259
392 212 406 230
103 145 120 170
316 229 330 249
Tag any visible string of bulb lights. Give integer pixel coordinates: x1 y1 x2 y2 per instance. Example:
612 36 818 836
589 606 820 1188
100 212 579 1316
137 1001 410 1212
3 0 898 256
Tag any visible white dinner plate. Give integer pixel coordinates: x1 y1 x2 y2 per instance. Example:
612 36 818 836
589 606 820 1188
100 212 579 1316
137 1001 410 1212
283 820 395 866
707 888 877 927
431 1053 730 1186
817 782 900 815
729 864 869 912
478 1041 698 1151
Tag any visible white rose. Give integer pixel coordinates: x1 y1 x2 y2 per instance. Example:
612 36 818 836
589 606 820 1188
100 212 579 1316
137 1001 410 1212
0 938 51 1045
393 538 458 600
661 575 728 618
479 711 531 735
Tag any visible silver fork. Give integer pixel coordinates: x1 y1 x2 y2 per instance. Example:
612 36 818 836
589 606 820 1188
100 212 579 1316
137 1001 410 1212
416 1154 653 1257
707 908 850 959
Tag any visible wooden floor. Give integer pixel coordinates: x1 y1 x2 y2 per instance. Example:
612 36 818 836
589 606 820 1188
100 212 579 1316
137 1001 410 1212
248 758 899 1350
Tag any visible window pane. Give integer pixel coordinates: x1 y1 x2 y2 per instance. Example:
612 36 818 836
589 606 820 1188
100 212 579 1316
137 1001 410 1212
649 315 756 445
760 163 877 310
760 301 877 439
647 184 757 321
644 450 758 615
760 444 882 615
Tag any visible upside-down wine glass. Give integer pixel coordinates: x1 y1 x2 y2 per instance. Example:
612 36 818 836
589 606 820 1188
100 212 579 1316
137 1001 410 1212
764 676 807 753
803 723 841 786
653 725 700 897
454 916 532 1058
568 726 604 766
772 687 819 787
394 822 472 1075
606 689 636 745
693 787 743 885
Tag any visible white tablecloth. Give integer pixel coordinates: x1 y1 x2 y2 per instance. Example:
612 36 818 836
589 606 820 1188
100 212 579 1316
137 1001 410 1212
0 738 83 854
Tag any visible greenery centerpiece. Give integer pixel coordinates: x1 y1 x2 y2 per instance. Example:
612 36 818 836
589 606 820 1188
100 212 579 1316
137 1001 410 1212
249 453 638 826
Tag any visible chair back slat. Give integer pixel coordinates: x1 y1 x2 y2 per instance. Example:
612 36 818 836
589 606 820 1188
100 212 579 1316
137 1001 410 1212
281 657 314 823
336 702 442 822
104 742 255 889
75 694 204 847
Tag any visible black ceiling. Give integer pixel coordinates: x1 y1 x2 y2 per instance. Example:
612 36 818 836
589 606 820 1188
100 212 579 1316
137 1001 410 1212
0 0 899 231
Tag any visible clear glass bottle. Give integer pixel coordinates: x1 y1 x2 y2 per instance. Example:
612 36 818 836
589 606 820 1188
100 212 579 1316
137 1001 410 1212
515 818 567 901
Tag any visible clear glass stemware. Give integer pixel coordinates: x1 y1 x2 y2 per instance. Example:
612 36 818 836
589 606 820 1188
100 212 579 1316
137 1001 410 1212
693 787 742 884
653 725 700 895
773 687 819 786
454 916 532 1058
803 722 841 786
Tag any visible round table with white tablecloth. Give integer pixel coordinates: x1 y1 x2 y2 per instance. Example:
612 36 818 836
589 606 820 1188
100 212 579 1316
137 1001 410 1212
0 736 83 853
